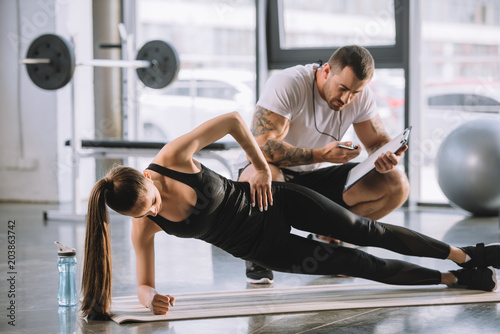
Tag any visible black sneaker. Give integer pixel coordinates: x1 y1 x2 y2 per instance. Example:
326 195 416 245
245 261 274 284
449 267 497 291
458 243 500 269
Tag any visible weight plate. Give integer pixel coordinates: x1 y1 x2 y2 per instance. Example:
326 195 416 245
25 34 75 90
136 40 180 89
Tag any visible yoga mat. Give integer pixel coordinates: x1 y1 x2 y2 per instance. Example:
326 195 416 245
110 284 500 324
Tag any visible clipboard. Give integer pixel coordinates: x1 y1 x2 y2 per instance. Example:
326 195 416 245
343 127 412 192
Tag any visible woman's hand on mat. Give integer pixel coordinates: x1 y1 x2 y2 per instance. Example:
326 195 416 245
318 141 361 164
149 293 176 315
249 168 273 212
374 145 407 173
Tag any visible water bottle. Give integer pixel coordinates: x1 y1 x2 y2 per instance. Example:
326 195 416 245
55 241 78 306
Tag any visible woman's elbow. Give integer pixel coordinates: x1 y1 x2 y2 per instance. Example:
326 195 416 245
224 111 245 130
228 111 243 122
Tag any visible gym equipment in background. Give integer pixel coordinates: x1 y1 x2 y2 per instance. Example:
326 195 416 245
436 118 500 216
19 31 236 221
20 33 180 90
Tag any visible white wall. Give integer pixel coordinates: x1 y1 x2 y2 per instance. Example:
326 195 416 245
0 0 92 203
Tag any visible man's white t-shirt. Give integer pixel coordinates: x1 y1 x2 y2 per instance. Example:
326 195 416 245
257 63 378 172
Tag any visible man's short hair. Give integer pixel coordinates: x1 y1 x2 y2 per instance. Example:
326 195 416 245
327 45 375 81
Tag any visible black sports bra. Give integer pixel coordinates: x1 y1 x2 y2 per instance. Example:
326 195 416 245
146 163 250 241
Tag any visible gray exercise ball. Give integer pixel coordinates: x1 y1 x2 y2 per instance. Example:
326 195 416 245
436 118 500 216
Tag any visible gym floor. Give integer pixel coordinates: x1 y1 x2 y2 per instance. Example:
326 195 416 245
1 202 499 334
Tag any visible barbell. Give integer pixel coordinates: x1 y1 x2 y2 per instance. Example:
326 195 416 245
20 34 180 90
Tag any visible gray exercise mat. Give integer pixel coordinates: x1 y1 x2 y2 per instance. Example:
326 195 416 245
110 284 500 324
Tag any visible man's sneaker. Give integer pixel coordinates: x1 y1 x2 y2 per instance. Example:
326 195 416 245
449 266 497 291
245 261 274 284
458 243 500 269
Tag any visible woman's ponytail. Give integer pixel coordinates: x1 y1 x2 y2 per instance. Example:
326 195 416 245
81 178 113 319
80 166 148 320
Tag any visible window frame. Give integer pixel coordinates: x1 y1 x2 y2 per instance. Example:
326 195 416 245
265 0 410 70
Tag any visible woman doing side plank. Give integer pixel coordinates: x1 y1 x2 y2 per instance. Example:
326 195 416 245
81 112 499 319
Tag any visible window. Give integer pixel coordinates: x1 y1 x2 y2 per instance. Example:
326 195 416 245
137 0 257 143
418 0 500 203
280 0 396 49
266 0 408 69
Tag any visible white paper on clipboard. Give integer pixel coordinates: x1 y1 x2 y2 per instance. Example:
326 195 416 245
343 127 412 192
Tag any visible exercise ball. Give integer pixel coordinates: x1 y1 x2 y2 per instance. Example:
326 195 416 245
436 118 500 216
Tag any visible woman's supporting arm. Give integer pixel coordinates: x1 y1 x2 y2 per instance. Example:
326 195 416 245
132 218 175 314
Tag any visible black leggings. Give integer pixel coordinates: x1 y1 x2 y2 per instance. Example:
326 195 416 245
253 182 450 286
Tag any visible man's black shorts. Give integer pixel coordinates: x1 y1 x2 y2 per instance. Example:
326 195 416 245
281 163 358 208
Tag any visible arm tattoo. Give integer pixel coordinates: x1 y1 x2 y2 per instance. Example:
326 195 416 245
251 106 278 137
251 106 312 166
261 139 313 167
